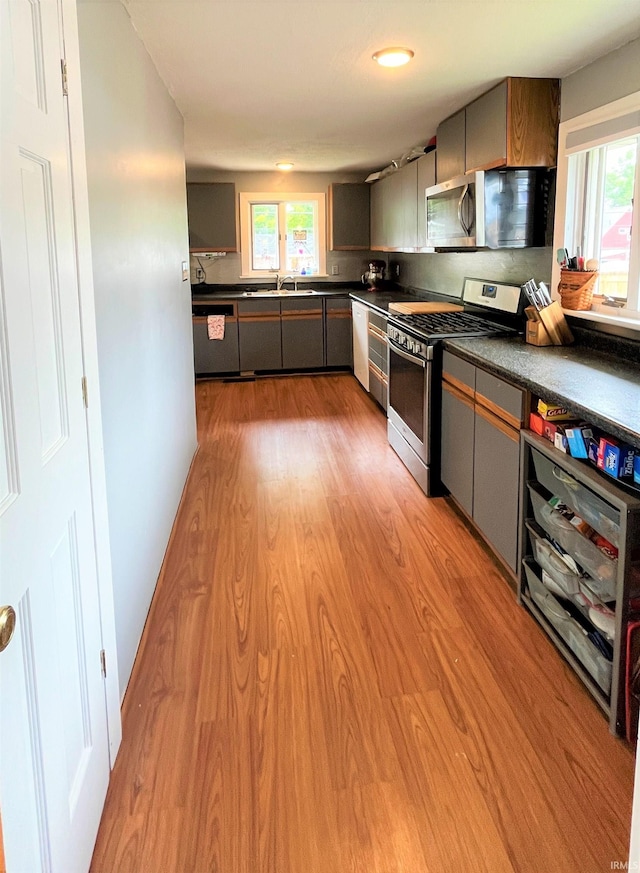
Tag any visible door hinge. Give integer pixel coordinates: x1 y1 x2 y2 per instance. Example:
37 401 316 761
100 649 107 678
61 59 68 96
81 376 88 408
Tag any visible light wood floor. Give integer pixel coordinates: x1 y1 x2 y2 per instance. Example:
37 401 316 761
91 373 634 873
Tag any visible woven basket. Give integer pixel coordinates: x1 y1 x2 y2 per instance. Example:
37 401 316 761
558 270 599 310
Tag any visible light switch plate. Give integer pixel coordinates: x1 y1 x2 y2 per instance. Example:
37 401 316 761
182 261 188 281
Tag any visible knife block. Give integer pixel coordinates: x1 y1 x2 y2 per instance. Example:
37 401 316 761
525 302 574 346
525 309 553 346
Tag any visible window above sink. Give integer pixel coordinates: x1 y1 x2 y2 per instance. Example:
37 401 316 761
239 192 327 279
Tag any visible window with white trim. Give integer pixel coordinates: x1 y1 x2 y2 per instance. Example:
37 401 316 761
239 192 327 278
553 93 640 321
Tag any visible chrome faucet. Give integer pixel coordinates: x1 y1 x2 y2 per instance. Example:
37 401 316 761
276 274 297 291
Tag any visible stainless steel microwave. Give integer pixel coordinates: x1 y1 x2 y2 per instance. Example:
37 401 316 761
424 169 546 249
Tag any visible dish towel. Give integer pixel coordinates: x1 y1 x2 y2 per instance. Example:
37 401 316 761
207 314 225 340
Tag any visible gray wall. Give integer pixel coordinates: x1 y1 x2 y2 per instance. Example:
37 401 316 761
391 248 553 298
561 37 640 121
187 169 376 284
78 1 197 695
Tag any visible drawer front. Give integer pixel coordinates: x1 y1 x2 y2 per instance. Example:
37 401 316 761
475 368 524 427
368 310 388 333
368 332 387 366
442 350 475 393
531 448 620 547
325 296 352 315
238 299 280 317
281 299 323 316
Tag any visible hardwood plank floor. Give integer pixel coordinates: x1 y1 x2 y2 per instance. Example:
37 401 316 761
90 373 634 873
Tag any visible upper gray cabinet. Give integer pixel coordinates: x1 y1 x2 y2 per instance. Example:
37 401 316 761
436 77 560 184
435 109 466 183
329 183 370 250
187 182 238 252
370 156 432 252
416 151 436 248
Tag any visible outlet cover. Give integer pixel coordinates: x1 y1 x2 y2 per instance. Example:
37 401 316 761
331 264 339 275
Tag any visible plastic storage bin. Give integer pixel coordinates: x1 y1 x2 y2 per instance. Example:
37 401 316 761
528 483 617 597
531 448 620 547
523 560 613 695
527 523 581 596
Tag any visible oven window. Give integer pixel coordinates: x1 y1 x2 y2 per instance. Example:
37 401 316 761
389 346 426 442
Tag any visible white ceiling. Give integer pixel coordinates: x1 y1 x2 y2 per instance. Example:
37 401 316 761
121 0 640 175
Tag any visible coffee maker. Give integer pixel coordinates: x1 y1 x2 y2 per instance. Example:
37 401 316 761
361 260 386 290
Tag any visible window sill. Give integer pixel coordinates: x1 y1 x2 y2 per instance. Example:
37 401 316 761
563 305 640 335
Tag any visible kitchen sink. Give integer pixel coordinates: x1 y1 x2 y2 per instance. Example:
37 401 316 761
242 288 318 296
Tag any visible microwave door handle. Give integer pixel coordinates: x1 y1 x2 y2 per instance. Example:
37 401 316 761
457 184 470 235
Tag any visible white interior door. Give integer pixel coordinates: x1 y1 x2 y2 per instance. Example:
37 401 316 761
0 0 111 870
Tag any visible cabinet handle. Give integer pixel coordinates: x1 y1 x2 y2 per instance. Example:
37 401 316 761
475 402 519 443
442 379 474 410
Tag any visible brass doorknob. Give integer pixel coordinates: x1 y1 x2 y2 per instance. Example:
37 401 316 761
0 605 16 652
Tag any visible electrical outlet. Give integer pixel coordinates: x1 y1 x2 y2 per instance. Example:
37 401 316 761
394 264 400 279
331 264 339 276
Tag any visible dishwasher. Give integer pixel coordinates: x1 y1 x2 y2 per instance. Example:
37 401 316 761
351 300 370 391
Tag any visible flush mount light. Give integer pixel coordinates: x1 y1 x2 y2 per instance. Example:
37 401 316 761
372 47 414 68
275 161 294 171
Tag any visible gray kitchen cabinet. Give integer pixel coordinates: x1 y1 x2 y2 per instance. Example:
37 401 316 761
436 109 466 183
187 183 238 252
473 408 521 570
441 374 475 516
416 152 436 249
192 303 239 374
465 78 560 173
329 183 370 250
441 349 525 574
370 160 422 252
238 299 282 371
400 160 418 250
281 298 324 369
367 310 388 410
325 297 352 367
370 175 388 250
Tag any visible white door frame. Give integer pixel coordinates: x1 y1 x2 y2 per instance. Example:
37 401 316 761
60 0 121 764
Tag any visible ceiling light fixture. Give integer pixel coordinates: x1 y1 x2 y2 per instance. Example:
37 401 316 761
372 47 414 68
275 161 294 171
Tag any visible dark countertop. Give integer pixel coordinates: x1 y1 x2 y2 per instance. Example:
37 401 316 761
445 335 640 447
192 281 362 301
349 287 460 315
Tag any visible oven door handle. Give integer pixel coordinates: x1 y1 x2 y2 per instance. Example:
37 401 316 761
388 338 426 368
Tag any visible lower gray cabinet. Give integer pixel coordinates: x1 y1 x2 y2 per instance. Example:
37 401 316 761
238 299 282 371
441 381 475 516
367 310 388 410
325 297 352 367
440 349 525 573
473 409 521 570
281 299 324 369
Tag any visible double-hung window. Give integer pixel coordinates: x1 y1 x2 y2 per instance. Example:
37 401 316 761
240 192 326 278
553 92 640 323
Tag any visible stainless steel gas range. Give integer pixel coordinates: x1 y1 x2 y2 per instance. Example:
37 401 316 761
386 278 523 496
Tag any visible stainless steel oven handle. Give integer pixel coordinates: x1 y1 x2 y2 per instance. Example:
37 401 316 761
388 338 426 368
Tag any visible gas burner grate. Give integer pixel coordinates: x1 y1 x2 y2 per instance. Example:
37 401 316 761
392 310 508 338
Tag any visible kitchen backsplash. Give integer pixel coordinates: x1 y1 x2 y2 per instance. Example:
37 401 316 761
190 249 381 286
391 248 554 298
